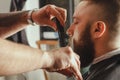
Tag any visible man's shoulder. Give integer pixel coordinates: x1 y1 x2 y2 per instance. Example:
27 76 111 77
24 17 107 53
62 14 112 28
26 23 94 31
86 54 120 80
98 61 120 80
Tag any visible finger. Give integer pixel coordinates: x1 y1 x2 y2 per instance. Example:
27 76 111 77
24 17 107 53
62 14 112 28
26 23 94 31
47 21 57 31
70 66 83 80
57 68 73 77
75 54 81 70
46 5 65 26
70 55 83 80
55 7 67 23
75 53 80 59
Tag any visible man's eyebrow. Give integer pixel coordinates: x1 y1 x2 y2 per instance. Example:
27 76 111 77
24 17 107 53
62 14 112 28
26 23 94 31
73 16 80 20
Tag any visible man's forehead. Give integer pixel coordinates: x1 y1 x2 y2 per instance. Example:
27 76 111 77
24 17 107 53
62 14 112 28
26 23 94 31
76 1 89 10
73 0 103 24
73 1 90 18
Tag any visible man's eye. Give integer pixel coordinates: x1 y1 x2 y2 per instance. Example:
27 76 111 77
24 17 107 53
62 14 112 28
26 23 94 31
74 22 78 24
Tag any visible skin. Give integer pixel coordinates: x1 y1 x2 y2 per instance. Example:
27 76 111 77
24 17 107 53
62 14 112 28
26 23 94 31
67 1 120 68
67 1 97 67
0 5 82 80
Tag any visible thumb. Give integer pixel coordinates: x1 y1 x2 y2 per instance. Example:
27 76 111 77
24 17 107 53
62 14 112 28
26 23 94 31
46 21 57 31
76 70 83 80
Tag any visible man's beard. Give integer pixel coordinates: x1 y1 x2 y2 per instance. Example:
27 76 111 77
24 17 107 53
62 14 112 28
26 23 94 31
74 24 95 68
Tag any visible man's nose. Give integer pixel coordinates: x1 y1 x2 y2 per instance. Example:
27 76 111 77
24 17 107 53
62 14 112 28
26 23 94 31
66 24 74 37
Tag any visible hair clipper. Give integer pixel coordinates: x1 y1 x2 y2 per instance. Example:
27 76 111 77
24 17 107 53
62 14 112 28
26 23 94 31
55 18 69 47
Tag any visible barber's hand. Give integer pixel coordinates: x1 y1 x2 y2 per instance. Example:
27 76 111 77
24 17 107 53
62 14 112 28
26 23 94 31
44 47 83 80
32 4 67 30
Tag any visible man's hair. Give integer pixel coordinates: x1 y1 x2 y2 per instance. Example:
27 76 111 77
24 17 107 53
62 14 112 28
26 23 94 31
83 0 120 35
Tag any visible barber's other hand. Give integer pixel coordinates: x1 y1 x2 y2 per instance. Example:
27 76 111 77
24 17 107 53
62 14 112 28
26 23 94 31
44 47 83 80
32 4 67 30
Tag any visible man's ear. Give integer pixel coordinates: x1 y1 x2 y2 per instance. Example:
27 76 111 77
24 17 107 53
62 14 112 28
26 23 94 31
92 21 106 39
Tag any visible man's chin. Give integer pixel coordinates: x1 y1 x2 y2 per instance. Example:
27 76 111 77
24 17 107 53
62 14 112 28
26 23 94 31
74 45 95 68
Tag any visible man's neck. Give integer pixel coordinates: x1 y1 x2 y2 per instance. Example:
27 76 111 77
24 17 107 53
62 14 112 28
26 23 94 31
93 48 120 64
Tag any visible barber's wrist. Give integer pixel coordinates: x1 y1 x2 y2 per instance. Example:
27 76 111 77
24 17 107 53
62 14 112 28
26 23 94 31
27 9 38 26
42 51 54 69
